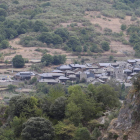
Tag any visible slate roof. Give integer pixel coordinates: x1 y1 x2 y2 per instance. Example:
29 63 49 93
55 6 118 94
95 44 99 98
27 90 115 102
58 65 72 70
135 59 140 62
69 64 86 68
39 79 58 83
16 72 35 76
127 60 136 63
65 70 75 74
99 63 111 67
59 76 69 80
130 73 137 76
133 68 140 71
52 70 63 73
75 71 82 75
39 73 64 77
39 73 53 78
94 69 105 74
68 74 76 78
124 69 132 72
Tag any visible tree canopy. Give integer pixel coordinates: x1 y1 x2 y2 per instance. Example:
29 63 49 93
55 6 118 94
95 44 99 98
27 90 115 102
12 55 25 68
21 117 55 140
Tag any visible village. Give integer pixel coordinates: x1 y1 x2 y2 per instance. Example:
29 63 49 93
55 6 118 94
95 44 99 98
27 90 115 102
1 59 140 88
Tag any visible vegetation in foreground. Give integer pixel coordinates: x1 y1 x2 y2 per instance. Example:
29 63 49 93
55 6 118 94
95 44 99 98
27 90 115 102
0 83 123 140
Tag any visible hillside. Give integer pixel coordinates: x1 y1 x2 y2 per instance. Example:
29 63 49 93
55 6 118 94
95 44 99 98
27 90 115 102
1 0 140 140
0 0 140 65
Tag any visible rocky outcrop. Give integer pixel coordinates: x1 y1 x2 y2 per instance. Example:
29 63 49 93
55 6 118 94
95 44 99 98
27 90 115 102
103 89 140 140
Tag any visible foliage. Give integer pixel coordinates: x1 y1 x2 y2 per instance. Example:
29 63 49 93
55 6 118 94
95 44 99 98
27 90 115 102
9 96 41 118
67 36 81 52
0 128 15 140
54 28 69 42
109 55 114 61
55 120 77 140
65 101 83 126
101 41 110 51
41 53 66 66
50 96 66 120
36 83 50 94
41 53 53 66
96 84 120 109
29 77 37 84
48 84 65 103
12 55 25 68
91 127 101 140
74 127 90 140
21 117 55 140
11 115 26 137
0 40 9 49
121 24 127 30
66 85 100 125
8 85 16 92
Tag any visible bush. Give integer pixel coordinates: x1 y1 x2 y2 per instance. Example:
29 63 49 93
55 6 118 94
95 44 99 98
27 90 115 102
8 85 16 91
121 24 127 31
29 77 37 84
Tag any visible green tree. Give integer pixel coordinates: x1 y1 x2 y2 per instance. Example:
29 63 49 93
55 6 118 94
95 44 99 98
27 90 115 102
34 21 48 32
48 84 65 103
87 84 96 97
96 84 120 109
39 32 53 44
50 96 66 120
101 41 110 51
91 127 101 140
13 55 25 68
67 85 97 123
54 28 69 42
74 127 90 140
52 55 66 65
55 120 77 140
129 33 140 44
41 53 53 66
52 34 63 45
11 115 26 137
67 36 81 52
9 96 41 118
0 40 9 49
21 117 55 140
0 128 15 140
65 101 83 126
90 44 98 52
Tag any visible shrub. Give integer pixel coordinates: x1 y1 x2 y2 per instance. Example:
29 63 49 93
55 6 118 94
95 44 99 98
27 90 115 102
121 24 127 31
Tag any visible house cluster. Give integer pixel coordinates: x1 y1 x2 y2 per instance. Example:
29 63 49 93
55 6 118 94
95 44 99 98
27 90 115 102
12 59 140 87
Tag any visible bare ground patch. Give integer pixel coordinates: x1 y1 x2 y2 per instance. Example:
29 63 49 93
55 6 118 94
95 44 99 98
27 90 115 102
5 38 73 64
